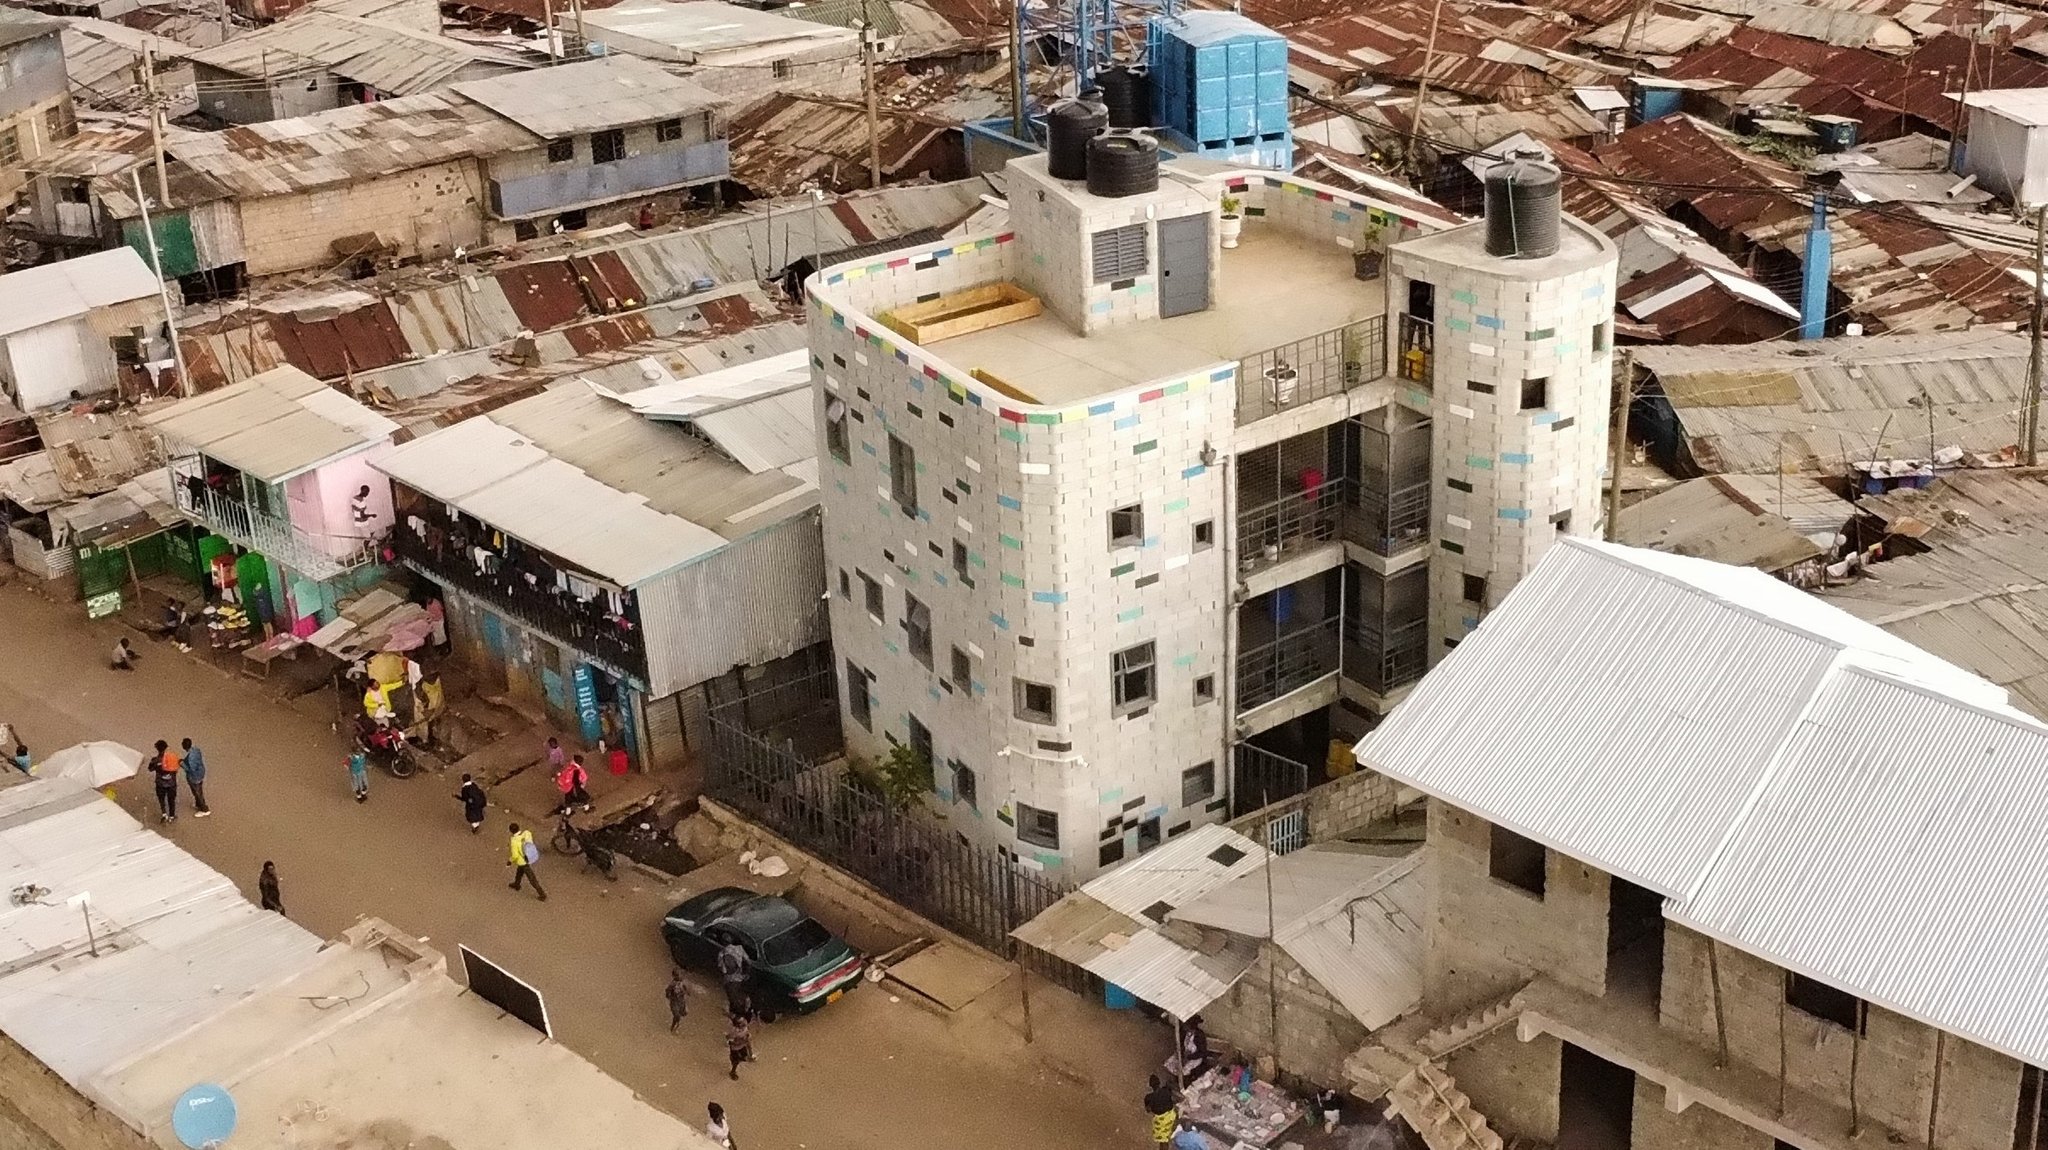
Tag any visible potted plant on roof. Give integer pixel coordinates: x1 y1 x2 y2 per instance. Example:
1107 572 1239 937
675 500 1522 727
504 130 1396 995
1354 220 1387 281
1219 194 1244 249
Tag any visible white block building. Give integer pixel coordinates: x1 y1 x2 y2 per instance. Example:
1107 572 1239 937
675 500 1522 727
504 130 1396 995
806 143 1614 879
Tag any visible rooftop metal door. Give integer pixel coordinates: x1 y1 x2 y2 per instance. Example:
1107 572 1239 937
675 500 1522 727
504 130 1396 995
1157 214 1210 318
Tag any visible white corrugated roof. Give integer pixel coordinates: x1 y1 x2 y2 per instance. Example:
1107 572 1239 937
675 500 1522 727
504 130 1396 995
589 349 815 474
141 364 398 483
1359 537 2048 1066
453 54 724 137
1959 88 2048 128
0 248 160 338
0 781 324 1085
372 414 728 586
1082 824 1269 921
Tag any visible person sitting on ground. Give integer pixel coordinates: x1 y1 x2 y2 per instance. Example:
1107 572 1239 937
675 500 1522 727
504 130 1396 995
10 744 30 776
111 638 137 670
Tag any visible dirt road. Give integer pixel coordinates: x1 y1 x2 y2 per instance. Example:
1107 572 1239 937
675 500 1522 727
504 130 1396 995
0 582 1157 1149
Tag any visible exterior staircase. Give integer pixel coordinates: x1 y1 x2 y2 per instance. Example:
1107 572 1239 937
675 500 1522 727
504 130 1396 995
1416 990 1524 1058
1387 1063 1505 1150
1344 986 1532 1150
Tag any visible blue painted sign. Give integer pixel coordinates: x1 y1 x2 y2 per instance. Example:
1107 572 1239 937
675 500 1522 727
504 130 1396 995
618 682 640 769
573 663 602 745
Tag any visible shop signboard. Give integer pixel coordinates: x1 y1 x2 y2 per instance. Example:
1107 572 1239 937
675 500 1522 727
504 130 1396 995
86 589 122 619
572 664 601 745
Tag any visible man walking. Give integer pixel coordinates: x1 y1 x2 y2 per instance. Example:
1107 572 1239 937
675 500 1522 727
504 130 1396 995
666 968 690 1032
150 740 179 822
716 940 751 1015
454 774 488 832
506 822 547 901
725 1009 753 1080
180 738 211 817
258 861 283 913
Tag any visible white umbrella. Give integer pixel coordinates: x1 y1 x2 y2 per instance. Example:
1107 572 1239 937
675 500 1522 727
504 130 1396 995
38 741 149 788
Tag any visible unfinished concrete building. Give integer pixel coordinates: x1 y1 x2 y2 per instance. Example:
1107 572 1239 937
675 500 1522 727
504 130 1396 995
1347 536 2048 1150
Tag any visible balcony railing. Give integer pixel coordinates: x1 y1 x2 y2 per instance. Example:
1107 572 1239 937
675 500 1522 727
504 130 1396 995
172 478 372 582
1347 479 1432 557
1343 614 1427 695
1396 314 1434 387
391 525 648 680
1236 616 1341 711
1236 480 1344 576
1236 315 1387 425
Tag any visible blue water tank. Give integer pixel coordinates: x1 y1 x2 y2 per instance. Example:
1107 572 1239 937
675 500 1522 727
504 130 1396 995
1148 10 1291 163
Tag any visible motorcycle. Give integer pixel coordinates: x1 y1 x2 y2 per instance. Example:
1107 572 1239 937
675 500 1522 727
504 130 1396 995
353 717 420 779
551 815 618 881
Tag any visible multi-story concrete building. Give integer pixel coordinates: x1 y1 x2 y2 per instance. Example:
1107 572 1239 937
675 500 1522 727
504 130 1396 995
0 7 72 202
1350 537 2048 1150
806 137 1617 879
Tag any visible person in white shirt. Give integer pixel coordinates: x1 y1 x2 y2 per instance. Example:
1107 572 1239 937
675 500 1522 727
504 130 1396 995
705 1102 736 1148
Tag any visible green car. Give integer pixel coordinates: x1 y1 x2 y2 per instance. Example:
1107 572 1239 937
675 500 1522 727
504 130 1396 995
661 887 864 1015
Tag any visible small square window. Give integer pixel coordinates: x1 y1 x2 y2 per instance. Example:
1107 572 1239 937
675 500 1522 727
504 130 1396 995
1520 377 1549 411
906 714 934 786
846 660 872 730
889 434 918 514
825 396 850 464
952 539 971 585
655 118 684 142
1193 674 1216 704
1181 761 1216 806
904 592 933 669
1112 641 1156 715
0 127 18 165
859 571 884 620
1551 509 1572 533
1488 824 1545 897
591 128 626 164
1099 838 1125 867
1461 573 1486 603
1592 322 1611 353
1467 381 1494 395
772 58 793 79
1018 803 1059 849
546 137 575 163
953 760 977 808
1014 679 1057 724
951 645 972 688
44 104 73 141
1525 327 1555 341
1193 519 1214 551
838 569 851 600
1109 504 1143 548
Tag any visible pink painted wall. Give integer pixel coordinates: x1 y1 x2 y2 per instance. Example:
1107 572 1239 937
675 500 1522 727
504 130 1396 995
284 443 395 559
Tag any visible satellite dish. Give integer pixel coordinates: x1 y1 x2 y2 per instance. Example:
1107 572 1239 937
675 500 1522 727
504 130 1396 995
172 1084 236 1148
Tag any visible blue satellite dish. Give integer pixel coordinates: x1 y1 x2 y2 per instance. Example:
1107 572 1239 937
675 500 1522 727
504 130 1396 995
172 1083 237 1148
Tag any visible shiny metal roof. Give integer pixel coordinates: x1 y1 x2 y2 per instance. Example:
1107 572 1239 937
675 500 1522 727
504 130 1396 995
0 247 160 338
453 54 724 138
188 10 525 95
142 364 398 482
590 348 812 474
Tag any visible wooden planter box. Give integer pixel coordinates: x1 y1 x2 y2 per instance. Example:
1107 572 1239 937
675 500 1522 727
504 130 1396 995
880 283 1043 345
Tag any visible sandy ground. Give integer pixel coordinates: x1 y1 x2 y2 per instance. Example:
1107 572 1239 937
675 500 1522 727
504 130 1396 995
0 581 1167 1150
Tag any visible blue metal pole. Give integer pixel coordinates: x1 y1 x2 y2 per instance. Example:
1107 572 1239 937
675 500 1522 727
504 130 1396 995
1800 190 1831 341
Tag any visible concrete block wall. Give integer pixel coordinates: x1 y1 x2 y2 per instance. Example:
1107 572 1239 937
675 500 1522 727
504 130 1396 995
1661 922 2026 1150
1202 944 1369 1086
0 1033 153 1150
1446 1029 1562 1144
1236 173 1436 258
1386 216 1616 661
238 161 490 277
1426 799 1610 1012
1006 158 1213 337
1630 1075 1773 1150
811 234 1239 881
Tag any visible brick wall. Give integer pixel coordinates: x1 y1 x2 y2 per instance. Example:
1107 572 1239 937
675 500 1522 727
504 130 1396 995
1427 799 1609 1012
0 1033 154 1150
238 160 489 277
1662 922 2025 1150
1229 767 1398 847
1631 1075 1773 1150
1447 1029 1562 1143
1202 944 1368 1086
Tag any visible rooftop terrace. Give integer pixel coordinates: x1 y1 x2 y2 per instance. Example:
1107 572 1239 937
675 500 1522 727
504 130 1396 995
930 223 1387 409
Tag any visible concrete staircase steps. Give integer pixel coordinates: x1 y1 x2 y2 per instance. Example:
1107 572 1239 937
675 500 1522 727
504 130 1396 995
1416 989 1526 1058
1387 1064 1506 1150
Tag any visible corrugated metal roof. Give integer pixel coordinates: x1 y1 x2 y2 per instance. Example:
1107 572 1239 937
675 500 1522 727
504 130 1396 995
726 92 958 197
1010 888 1257 1021
1084 824 1271 921
0 781 325 1085
453 54 723 137
576 2 855 60
0 451 66 512
0 248 161 339
1271 850 1426 1031
1355 537 2010 897
143 364 398 482
187 10 525 95
0 6 62 48
169 91 539 199
590 348 811 473
1617 474 1845 573
1666 666 2048 1071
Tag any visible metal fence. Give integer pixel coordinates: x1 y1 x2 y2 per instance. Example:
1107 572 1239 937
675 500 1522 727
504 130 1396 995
1236 315 1387 424
704 671 1087 989
1236 616 1341 711
1230 742 1314 818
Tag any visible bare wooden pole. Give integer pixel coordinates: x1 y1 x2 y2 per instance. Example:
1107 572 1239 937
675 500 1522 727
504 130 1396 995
1605 351 1632 541
861 0 882 189
2026 205 2046 467
1925 1030 1946 1150
1403 0 1447 180
1706 940 1729 1068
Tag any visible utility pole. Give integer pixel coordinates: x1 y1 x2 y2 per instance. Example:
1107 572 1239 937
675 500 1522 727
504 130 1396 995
861 0 882 189
132 166 191 396
569 0 585 52
1403 0 1447 180
1605 350 1632 541
1008 0 1025 138
542 0 559 61
2027 204 2045 466
217 0 229 42
142 44 168 205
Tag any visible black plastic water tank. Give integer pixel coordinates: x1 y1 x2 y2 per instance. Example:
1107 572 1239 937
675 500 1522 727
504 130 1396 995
1086 130 1160 197
1047 99 1105 180
1483 154 1562 259
1099 66 1146 128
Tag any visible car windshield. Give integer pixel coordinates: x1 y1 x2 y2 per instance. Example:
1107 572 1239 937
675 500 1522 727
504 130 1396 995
758 919 833 967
